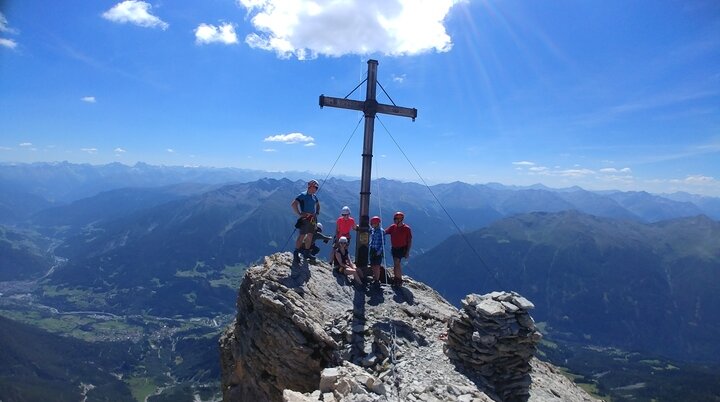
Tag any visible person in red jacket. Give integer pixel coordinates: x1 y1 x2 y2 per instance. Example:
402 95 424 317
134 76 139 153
385 211 412 287
329 205 357 262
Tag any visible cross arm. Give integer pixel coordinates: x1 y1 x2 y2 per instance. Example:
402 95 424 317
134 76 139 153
376 103 417 121
319 95 417 121
319 95 364 112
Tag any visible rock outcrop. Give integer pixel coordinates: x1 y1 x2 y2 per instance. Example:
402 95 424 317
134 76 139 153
446 293 542 401
220 253 599 402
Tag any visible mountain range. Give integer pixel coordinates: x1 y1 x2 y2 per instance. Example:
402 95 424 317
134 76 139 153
1 161 719 400
410 210 720 363
1 162 717 318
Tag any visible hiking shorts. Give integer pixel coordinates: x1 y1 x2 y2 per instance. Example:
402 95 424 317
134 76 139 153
369 248 383 265
391 247 408 260
299 218 316 235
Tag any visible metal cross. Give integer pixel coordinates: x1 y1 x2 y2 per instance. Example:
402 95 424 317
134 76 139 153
319 59 417 268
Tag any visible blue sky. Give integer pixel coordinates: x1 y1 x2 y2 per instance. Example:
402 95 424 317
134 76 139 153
1 0 719 196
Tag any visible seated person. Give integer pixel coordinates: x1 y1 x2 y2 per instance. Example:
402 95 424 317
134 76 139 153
332 236 363 285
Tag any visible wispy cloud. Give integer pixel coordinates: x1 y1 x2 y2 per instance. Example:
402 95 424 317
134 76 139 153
238 0 459 59
0 13 18 50
514 161 599 178
81 148 98 154
0 146 12 151
392 74 407 83
577 88 719 127
678 175 717 185
263 148 277 152
263 132 315 144
19 142 32 147
81 96 97 103
649 175 720 196
555 168 595 177
166 148 175 153
114 147 126 153
0 38 17 49
626 139 720 165
102 1 169 30
599 167 631 174
195 23 238 45
0 12 15 33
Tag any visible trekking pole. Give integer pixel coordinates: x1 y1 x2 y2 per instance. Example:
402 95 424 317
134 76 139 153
281 228 298 251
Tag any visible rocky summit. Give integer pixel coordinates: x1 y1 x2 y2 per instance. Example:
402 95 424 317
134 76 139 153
219 253 598 402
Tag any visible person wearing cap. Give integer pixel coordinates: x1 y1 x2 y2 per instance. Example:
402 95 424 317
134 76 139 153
368 216 385 285
309 222 332 263
385 211 412 287
291 179 321 264
335 206 357 241
333 236 363 286
330 205 357 262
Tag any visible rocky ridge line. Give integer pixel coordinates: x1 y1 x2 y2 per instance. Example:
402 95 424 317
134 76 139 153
219 253 599 402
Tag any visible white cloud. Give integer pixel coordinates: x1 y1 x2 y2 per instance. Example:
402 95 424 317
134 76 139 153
81 148 98 154
304 142 316 147
263 148 277 152
392 74 406 83
0 146 11 151
102 1 169 30
114 147 126 153
0 38 17 49
238 0 459 59
0 13 9 32
558 168 595 177
512 161 535 166
167 148 175 153
19 142 32 147
0 12 17 34
599 167 632 174
195 23 239 45
263 132 315 144
529 166 548 172
0 13 19 49
81 96 96 103
682 175 716 185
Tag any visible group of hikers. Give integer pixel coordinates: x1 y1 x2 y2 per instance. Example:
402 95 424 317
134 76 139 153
291 179 412 288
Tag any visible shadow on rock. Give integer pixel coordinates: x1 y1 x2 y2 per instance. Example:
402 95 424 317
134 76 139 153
392 285 415 305
350 285 367 362
279 259 311 288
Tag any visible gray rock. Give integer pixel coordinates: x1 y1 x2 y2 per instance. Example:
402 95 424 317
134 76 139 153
475 299 506 316
220 253 599 402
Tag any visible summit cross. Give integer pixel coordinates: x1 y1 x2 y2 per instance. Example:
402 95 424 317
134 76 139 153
319 59 418 269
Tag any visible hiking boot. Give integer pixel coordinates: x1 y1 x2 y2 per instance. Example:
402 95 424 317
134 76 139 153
292 249 301 265
393 277 403 288
307 256 317 264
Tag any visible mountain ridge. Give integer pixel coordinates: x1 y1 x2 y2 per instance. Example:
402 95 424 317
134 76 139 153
219 253 599 402
410 210 720 363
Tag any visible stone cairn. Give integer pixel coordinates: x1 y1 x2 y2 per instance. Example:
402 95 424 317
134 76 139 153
446 291 542 402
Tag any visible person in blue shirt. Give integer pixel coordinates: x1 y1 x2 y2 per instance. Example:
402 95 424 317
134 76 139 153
368 215 385 284
291 179 321 264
